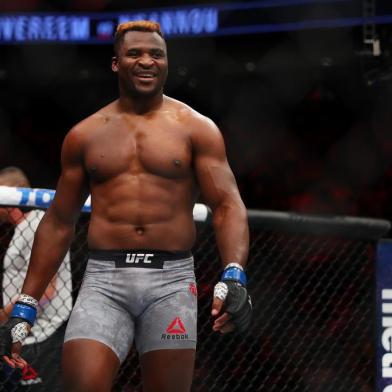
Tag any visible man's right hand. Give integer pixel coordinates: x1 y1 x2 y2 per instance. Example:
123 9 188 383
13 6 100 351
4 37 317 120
0 317 29 368
0 317 30 368
0 294 38 368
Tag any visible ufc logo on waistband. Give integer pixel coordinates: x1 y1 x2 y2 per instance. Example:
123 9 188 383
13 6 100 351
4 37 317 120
125 253 154 264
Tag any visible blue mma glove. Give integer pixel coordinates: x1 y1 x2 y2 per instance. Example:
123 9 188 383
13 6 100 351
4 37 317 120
0 294 37 357
214 263 252 333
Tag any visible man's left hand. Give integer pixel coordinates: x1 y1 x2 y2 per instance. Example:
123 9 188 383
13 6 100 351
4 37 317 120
211 293 235 333
211 276 252 333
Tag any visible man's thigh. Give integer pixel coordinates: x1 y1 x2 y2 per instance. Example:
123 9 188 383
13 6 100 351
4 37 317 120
140 348 196 392
62 339 120 392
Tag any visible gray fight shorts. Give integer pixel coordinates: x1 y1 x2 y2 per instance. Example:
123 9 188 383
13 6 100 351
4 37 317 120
64 249 198 363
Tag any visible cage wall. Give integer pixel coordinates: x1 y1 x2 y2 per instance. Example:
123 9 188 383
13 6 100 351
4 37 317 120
1 207 389 392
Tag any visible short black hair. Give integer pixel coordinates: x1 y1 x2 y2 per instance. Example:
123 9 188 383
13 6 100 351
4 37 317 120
114 20 164 56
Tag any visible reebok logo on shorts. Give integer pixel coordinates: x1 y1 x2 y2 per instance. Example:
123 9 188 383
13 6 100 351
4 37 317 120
161 317 189 340
166 317 186 333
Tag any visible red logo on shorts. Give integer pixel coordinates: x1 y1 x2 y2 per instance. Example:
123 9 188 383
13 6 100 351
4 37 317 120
189 283 198 297
166 317 186 334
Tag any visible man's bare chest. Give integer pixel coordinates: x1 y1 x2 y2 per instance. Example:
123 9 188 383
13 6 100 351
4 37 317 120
84 120 192 181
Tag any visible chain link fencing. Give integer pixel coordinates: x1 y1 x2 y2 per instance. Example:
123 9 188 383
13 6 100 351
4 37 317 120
0 202 390 391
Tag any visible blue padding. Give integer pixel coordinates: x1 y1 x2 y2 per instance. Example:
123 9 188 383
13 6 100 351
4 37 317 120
221 267 247 286
11 303 37 326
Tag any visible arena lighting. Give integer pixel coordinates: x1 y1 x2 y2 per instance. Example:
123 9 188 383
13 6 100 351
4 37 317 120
0 0 391 44
363 0 381 56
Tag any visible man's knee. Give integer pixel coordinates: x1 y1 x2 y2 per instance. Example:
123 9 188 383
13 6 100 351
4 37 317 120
63 377 103 392
62 362 117 392
62 360 114 392
141 349 195 392
62 339 120 392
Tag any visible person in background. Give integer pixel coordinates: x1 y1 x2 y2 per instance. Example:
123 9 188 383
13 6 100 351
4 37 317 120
0 166 72 391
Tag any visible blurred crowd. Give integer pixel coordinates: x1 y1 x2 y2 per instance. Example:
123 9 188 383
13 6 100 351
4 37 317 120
0 2 391 227
1 58 392 224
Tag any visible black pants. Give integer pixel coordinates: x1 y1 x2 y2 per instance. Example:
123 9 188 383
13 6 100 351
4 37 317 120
0 323 66 392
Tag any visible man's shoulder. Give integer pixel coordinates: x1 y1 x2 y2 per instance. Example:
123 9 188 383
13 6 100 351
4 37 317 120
164 95 214 128
67 100 118 138
164 97 223 148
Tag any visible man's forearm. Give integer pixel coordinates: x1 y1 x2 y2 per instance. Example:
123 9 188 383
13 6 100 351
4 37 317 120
0 304 13 323
212 200 249 267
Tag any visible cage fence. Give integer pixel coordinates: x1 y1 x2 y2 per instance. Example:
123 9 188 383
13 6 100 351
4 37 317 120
0 195 390 392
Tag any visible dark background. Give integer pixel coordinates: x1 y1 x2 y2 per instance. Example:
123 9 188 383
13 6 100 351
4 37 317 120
1 0 392 223
0 3 389 390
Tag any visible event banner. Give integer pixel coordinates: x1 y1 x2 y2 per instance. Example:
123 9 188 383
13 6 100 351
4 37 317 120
377 240 392 392
0 0 389 44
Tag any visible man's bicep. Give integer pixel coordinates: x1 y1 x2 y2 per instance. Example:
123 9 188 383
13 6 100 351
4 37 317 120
50 167 89 223
195 155 240 210
49 129 89 223
192 119 240 209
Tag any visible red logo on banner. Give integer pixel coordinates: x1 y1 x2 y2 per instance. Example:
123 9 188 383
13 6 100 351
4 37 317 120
166 317 186 334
